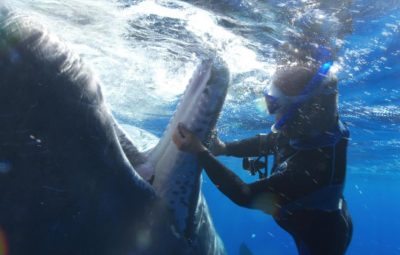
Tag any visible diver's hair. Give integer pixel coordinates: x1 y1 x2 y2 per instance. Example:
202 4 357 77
272 65 338 97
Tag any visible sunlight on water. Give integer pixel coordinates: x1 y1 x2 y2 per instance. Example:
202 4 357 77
123 0 188 20
127 0 273 76
7 0 279 124
9 0 203 120
186 9 267 73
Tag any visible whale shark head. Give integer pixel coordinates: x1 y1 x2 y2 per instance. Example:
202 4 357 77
0 9 228 255
0 11 186 254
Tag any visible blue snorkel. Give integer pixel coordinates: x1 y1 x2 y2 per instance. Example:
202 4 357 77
272 61 334 131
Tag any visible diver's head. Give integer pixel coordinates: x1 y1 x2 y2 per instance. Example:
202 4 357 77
264 64 338 138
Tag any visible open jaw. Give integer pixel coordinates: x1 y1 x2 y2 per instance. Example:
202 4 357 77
149 56 229 252
0 9 228 255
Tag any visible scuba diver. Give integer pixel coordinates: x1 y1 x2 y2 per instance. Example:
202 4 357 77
172 64 353 255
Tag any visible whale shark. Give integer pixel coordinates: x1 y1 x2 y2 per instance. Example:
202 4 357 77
0 9 228 255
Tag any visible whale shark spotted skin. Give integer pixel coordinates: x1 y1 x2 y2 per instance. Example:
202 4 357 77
151 60 228 242
0 10 228 255
117 59 229 254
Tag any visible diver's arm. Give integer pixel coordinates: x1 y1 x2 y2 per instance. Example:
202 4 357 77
198 150 277 215
223 134 271 157
173 123 278 214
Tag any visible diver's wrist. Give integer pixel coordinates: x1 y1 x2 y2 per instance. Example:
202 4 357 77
212 140 227 156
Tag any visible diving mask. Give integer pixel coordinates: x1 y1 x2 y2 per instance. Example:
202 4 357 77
263 84 309 115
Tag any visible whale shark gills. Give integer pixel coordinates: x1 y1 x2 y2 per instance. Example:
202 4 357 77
114 59 229 254
0 10 227 255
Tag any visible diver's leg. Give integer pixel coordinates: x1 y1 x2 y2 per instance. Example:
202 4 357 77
297 207 353 255
277 206 352 255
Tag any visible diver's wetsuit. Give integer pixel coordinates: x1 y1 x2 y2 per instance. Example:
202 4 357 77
198 122 353 255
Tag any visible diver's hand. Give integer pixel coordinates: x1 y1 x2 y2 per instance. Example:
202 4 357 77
173 123 207 154
210 135 226 156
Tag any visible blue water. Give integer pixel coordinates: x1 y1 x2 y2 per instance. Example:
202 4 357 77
204 153 400 255
10 0 400 254
133 1 400 254
195 1 400 254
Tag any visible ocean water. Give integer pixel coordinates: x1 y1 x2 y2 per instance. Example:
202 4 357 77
6 0 400 254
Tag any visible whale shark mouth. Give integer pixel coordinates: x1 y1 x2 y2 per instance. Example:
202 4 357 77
113 58 230 254
149 59 229 236
0 8 228 254
117 58 230 247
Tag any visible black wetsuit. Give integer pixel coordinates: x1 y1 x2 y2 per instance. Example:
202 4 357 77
198 124 353 255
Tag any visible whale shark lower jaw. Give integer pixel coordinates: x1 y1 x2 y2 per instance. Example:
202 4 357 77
149 59 229 241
